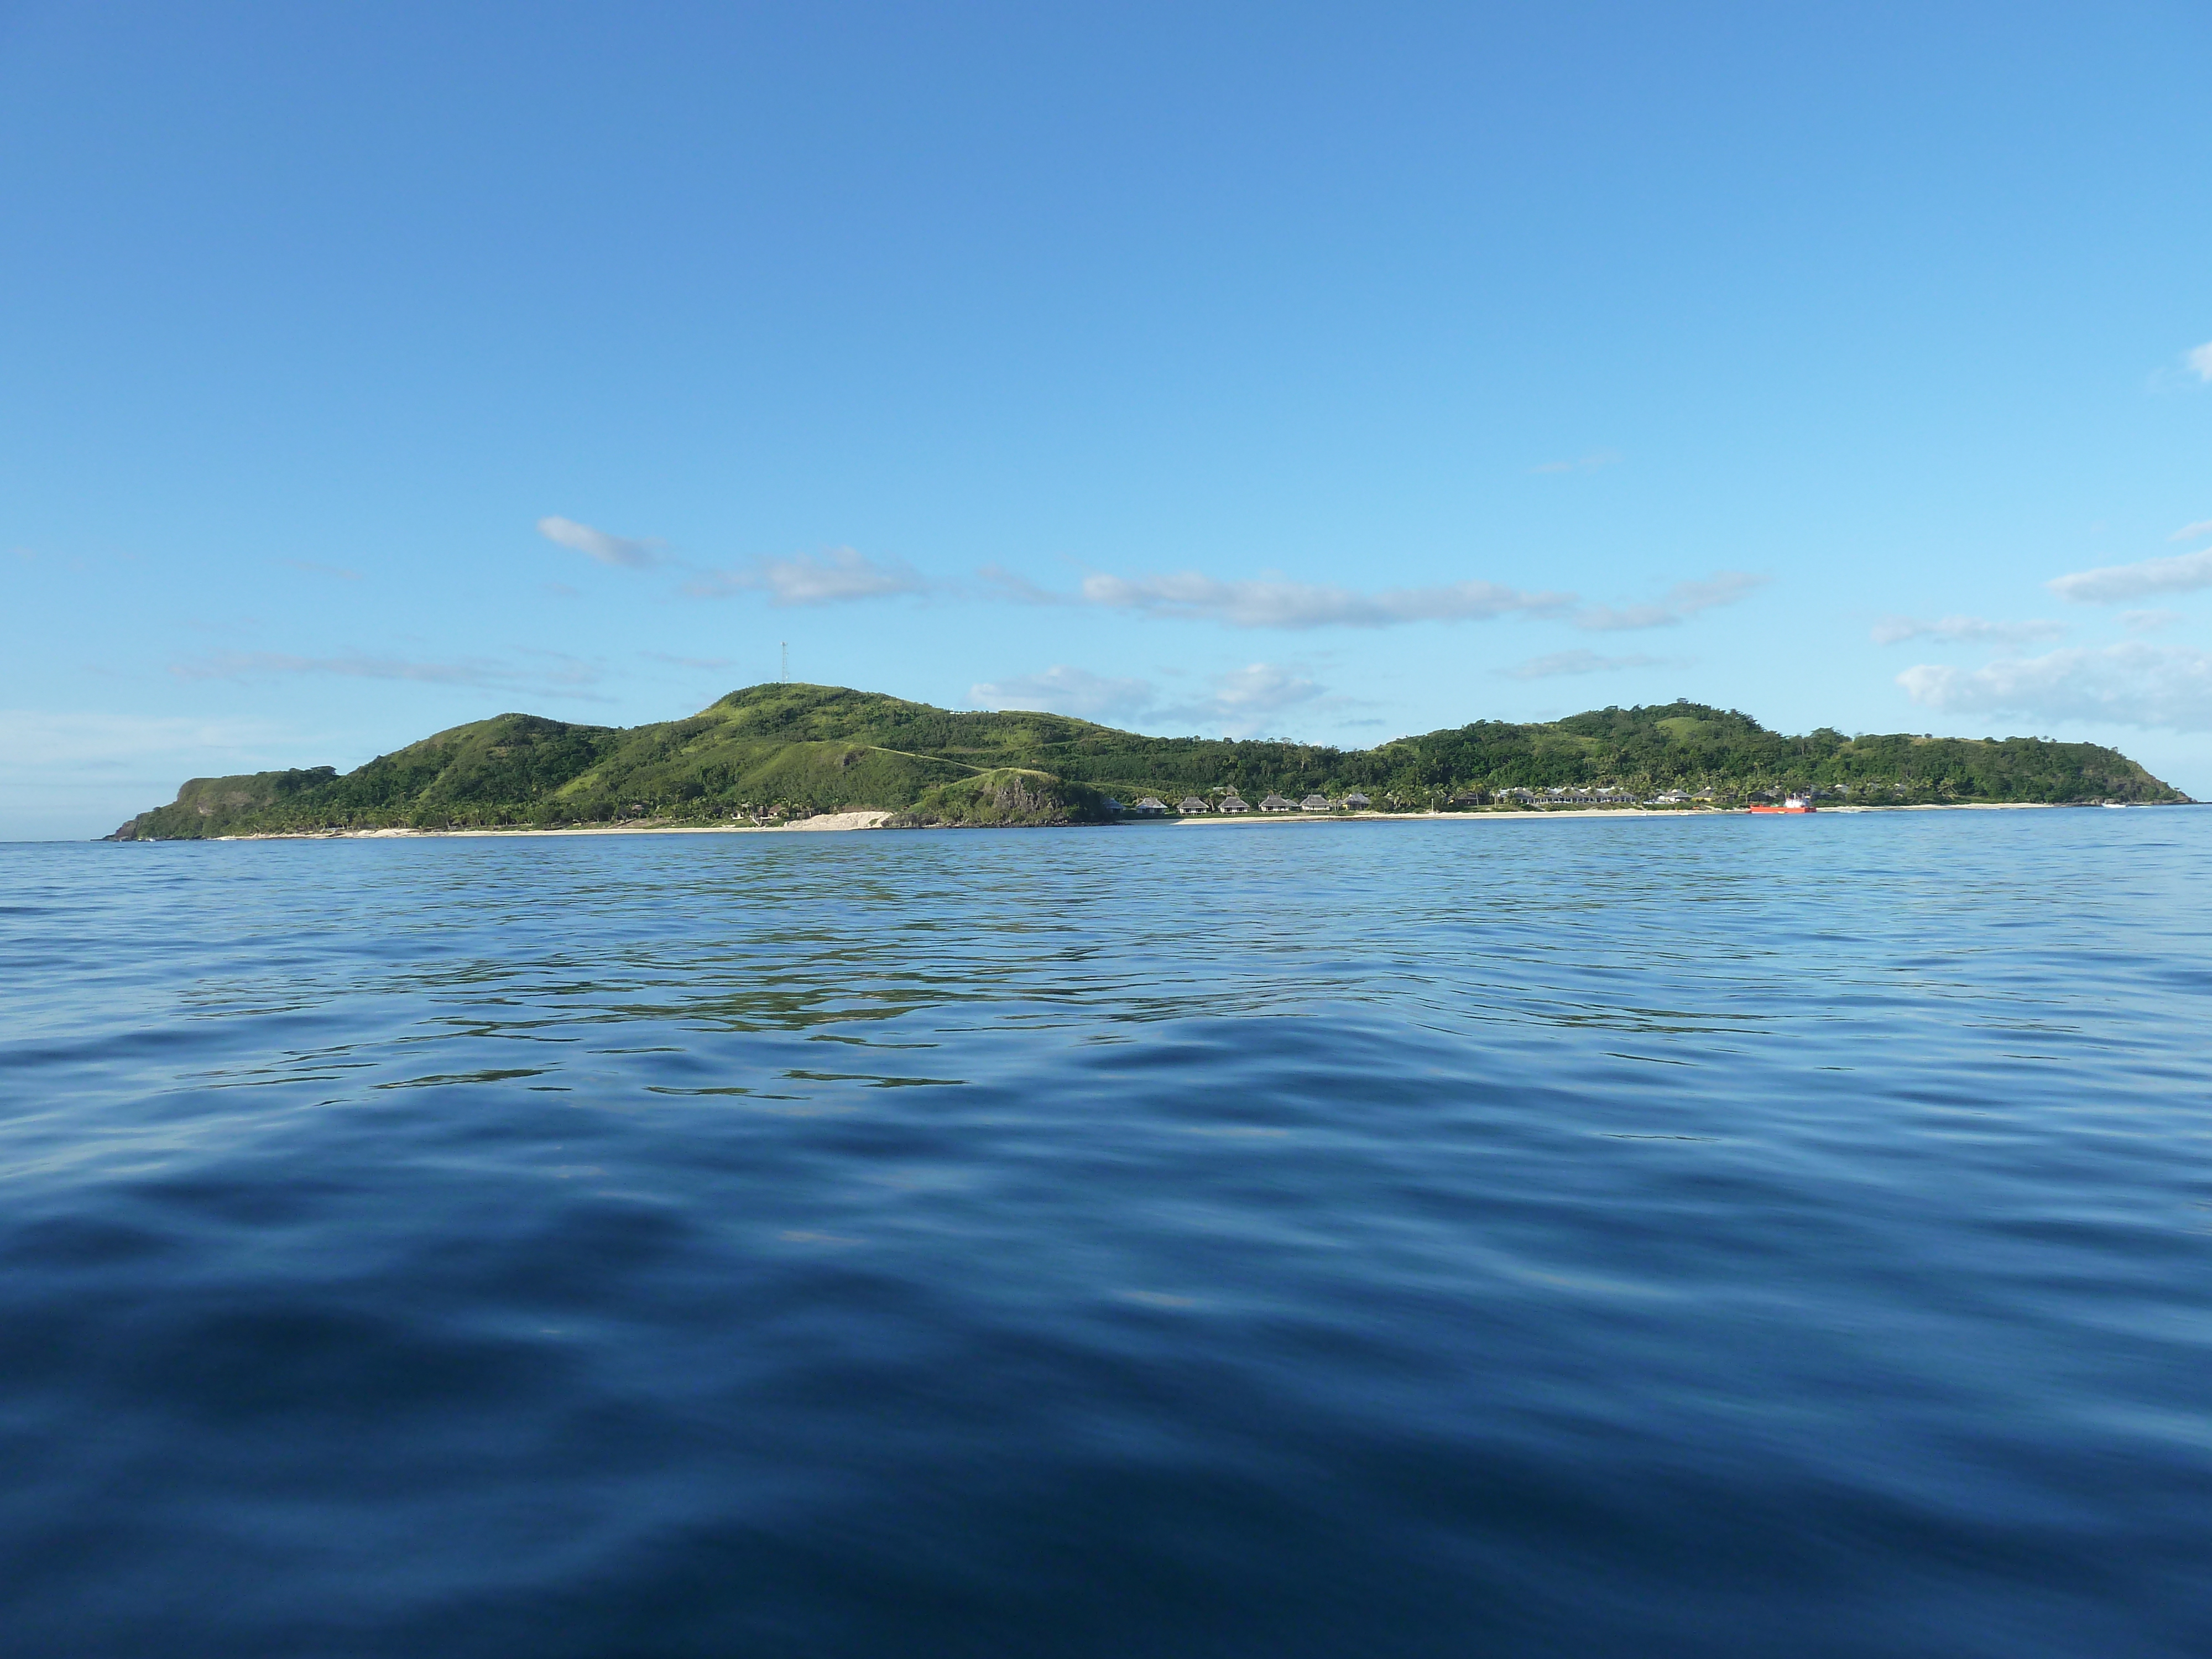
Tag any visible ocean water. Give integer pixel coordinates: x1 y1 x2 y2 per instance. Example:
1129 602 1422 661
3 810 2209 1658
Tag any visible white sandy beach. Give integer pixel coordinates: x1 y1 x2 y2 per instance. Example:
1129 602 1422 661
217 809 896 841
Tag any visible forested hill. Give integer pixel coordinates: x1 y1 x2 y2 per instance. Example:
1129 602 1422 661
109 684 2187 838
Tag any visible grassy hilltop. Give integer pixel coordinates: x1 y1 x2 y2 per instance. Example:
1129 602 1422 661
111 683 2187 838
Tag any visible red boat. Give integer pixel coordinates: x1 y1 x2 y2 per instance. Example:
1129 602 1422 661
1746 794 1816 814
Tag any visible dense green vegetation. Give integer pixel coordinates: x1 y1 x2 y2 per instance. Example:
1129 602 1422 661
111 684 2187 838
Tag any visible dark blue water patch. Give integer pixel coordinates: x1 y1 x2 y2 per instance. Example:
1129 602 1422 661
1 811 2209 1657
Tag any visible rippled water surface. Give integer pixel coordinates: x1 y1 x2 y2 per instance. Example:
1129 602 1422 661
4 812 2210 1657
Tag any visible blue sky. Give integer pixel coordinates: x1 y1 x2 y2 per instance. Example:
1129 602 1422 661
4 1 2210 837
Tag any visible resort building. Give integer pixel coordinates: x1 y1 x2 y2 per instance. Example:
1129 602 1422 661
1298 794 1331 811
1343 792 1371 809
1218 795 1251 813
1131 797 1167 815
1177 796 1211 813
1258 794 1293 812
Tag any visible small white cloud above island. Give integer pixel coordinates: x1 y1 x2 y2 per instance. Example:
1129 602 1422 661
685 547 928 606
536 515 666 570
2047 547 2212 605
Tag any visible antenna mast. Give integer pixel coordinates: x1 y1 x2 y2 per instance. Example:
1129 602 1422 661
780 642 788 684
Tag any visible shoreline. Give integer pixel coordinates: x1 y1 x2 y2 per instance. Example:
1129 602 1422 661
1158 801 2068 825
184 800 2091 842
212 809 899 841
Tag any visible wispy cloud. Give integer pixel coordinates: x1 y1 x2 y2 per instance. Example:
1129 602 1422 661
2169 519 2212 542
1870 614 2065 646
1500 649 1676 680
1531 449 1621 474
987 561 1763 636
1898 643 2212 732
1157 662 1329 735
2122 609 2182 634
1077 571 1573 629
2047 547 2212 604
0 709 296 771
2187 341 2212 384
169 650 607 697
971 660 1337 738
976 562 1071 606
685 546 927 606
277 559 362 581
1573 571 1768 632
0 708 352 839
536 514 666 570
969 665 1159 723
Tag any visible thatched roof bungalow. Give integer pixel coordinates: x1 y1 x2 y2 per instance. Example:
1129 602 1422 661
1343 792 1371 809
1259 794 1293 812
1218 795 1252 813
1177 796 1211 813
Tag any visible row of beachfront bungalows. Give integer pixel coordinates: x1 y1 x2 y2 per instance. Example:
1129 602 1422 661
1109 786 1721 815
1116 791 1374 815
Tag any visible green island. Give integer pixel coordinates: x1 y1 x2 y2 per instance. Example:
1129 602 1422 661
108 683 2188 838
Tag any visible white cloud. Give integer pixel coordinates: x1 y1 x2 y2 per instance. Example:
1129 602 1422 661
1573 571 1768 631
0 709 295 771
0 708 322 839
2167 520 2212 542
0 712 323 845
2047 546 2212 604
969 660 1334 737
970 665 1160 723
1077 571 1573 629
996 562 1763 635
1501 649 1675 680
1870 614 2065 646
2186 341 2212 383
2121 609 2182 634
1164 662 1328 734
975 563 1071 606
536 515 665 570
169 650 606 697
685 546 926 605
1897 642 2212 732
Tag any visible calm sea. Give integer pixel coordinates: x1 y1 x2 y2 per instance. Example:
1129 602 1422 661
3 811 2209 1657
